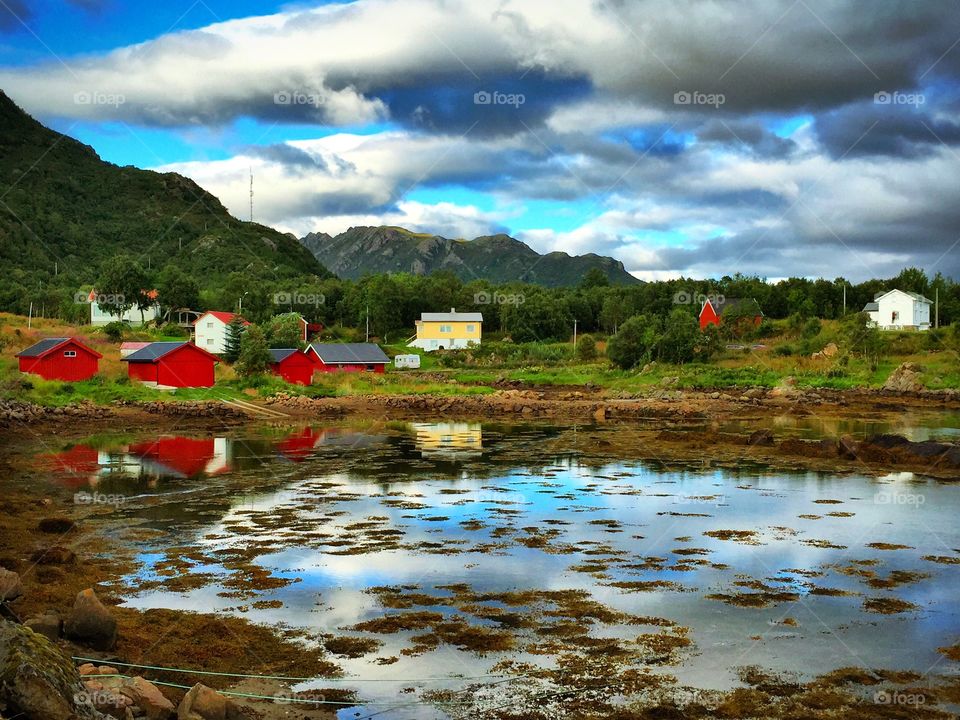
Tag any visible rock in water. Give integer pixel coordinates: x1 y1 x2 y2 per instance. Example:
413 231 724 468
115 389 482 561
882 362 924 393
0 620 103 719
65 589 117 651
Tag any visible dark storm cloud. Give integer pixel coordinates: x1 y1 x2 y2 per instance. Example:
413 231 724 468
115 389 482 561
0 0 30 32
696 119 797 158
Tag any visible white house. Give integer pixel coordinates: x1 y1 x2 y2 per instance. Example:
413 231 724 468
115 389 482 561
88 290 159 326
863 289 932 331
194 311 249 354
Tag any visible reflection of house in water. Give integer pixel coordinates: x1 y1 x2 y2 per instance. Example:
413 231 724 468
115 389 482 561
127 437 230 479
276 426 387 462
412 422 482 459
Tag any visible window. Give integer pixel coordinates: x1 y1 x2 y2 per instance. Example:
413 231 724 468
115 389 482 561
892 311 899 322
440 324 451 333
466 324 475 333
63 350 77 358
207 322 214 328
366 365 375 371
206 338 214 345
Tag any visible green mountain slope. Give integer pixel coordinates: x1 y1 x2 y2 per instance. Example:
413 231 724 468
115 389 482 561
300 226 641 287
0 90 330 294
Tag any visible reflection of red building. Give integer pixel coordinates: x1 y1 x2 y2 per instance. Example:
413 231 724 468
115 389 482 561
127 437 221 478
276 427 325 462
269 349 315 385
16 337 102 381
45 444 101 487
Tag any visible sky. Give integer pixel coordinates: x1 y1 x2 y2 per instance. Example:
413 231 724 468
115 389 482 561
1 0 959 282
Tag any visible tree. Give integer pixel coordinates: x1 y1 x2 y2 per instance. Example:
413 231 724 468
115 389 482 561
840 312 885 370
96 256 146 321
579 267 610 289
658 309 700 364
266 313 305 348
235 324 272 376
157 265 199 314
607 315 662 370
223 316 246 363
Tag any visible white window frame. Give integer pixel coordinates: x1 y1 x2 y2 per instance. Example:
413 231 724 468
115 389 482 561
63 350 77 358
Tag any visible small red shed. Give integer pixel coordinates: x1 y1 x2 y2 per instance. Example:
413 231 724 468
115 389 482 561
121 342 218 388
269 348 315 385
699 297 763 331
305 343 390 373
15 337 102 381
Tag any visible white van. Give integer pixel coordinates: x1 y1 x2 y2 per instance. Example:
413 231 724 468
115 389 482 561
394 354 421 369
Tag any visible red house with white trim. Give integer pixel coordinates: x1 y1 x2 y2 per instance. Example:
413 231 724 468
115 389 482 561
15 337 102 381
305 343 390 374
269 348 315 385
121 342 218 388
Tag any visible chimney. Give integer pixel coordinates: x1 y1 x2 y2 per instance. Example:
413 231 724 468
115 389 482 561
450 307 456 313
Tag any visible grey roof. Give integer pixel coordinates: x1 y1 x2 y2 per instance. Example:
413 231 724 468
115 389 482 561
862 302 879 312
874 289 932 304
269 348 299 363
308 343 389 364
15 337 70 358
906 291 933 304
419 311 483 322
122 342 189 362
706 297 762 317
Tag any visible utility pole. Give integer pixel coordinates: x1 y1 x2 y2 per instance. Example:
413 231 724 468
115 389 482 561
936 287 939 329
842 283 846 315
249 167 254 222
28 302 33 329
573 318 578 348
365 305 370 342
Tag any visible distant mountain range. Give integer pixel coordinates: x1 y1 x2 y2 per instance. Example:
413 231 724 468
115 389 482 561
0 90 330 290
300 226 641 287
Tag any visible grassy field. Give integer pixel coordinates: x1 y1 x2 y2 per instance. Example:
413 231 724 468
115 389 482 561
1 313 957 407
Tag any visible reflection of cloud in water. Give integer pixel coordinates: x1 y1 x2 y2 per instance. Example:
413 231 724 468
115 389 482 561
413 422 482 459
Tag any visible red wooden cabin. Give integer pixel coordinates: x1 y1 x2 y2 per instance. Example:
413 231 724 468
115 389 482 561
699 297 764 330
269 349 315 385
305 343 390 374
121 342 218 388
15 337 102 381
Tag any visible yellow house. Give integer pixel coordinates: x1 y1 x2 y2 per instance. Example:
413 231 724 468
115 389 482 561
411 308 482 351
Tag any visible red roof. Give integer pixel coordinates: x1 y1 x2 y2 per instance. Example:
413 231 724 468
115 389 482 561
194 311 250 326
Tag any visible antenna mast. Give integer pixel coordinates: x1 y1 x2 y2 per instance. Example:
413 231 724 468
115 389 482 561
249 167 254 222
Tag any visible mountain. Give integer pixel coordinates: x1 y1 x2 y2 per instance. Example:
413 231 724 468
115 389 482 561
300 226 641 287
0 91 330 291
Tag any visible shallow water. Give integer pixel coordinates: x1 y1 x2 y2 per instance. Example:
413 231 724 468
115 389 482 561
37 420 960 718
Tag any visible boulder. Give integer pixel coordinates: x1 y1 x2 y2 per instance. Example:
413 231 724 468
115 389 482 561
119 676 175 720
24 611 61 642
883 362 925 393
593 405 606 422
0 620 103 719
64 589 117 651
30 546 76 565
177 683 246 720
0 569 22 602
821 342 838 357
37 517 76 534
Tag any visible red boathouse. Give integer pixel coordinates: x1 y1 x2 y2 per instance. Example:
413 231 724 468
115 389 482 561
269 348 315 385
15 337 102 381
305 343 390 374
121 342 218 388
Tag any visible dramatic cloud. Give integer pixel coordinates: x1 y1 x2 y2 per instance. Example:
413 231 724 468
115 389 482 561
3 0 959 280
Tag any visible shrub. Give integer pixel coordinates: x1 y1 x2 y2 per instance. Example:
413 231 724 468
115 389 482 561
575 334 597 361
103 321 124 342
160 322 188 338
801 318 821 339
607 315 662 370
773 344 794 357
236 324 272 376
